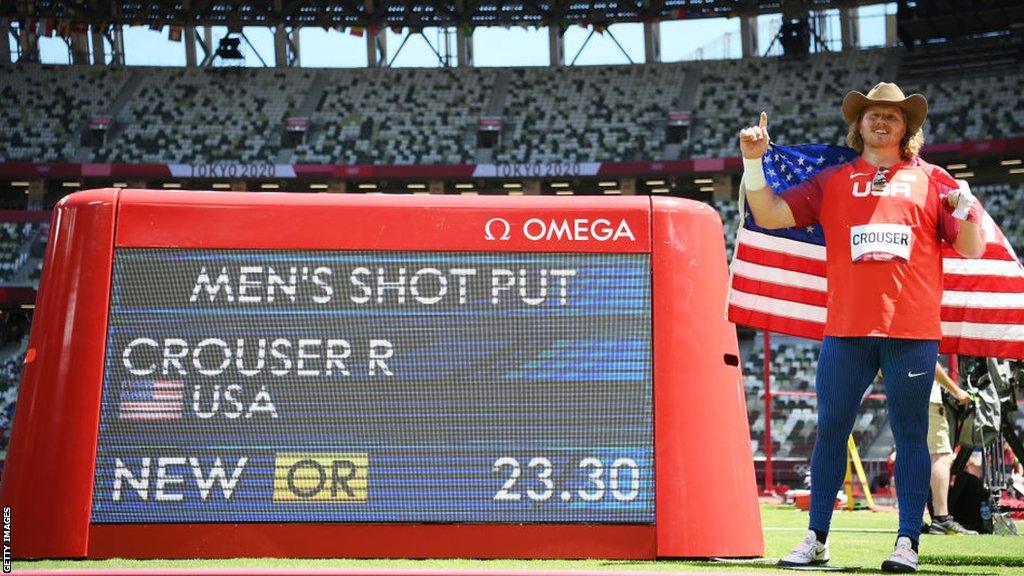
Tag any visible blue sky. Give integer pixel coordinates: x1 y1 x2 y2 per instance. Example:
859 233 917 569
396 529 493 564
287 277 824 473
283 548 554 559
24 3 893 67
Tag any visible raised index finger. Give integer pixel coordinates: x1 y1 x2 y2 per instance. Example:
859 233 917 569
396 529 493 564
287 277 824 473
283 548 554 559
759 111 768 130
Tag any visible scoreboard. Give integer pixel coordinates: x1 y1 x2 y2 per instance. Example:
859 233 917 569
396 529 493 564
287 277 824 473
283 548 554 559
97 249 653 524
0 190 761 559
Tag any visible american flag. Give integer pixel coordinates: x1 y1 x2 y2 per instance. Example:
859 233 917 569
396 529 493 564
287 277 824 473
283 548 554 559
727 143 1024 360
118 380 185 420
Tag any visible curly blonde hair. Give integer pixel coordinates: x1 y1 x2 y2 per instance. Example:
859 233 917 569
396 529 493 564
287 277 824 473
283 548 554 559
845 109 925 160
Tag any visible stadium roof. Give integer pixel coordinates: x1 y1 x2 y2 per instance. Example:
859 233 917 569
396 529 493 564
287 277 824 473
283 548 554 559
5 1 877 29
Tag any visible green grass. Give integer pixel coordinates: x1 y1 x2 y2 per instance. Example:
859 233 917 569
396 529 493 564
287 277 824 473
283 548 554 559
14 504 1024 574
754 505 1024 574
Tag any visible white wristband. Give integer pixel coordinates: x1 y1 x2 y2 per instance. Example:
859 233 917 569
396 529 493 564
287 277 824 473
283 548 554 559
742 157 768 191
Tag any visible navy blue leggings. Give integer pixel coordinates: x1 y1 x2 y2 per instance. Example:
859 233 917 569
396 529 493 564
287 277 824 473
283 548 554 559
809 336 938 541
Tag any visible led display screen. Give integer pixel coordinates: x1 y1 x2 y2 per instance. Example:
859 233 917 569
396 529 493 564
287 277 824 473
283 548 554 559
91 249 653 524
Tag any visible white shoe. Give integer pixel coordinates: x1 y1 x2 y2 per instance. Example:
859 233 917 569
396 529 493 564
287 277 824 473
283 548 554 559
778 529 830 567
881 536 919 573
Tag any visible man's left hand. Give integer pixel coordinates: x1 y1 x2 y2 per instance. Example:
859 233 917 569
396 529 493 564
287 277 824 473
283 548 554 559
947 179 978 221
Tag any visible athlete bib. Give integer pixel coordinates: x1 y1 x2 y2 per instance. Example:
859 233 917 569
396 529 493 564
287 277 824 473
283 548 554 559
850 223 913 262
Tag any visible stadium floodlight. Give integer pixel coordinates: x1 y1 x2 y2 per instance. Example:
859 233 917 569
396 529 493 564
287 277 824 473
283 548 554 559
953 172 974 179
699 186 715 192
309 183 329 190
212 183 232 189
357 183 378 190
162 182 182 188
550 182 571 188
62 181 81 187
455 183 474 189
555 190 573 195
507 191 524 196
1009 168 1024 174
693 178 714 185
10 181 30 187
406 183 427 190
215 37 244 61
112 182 128 188
1000 159 1022 166
260 183 280 190
651 187 670 194
603 189 622 195
645 180 666 186
598 181 618 187
459 190 478 195
502 183 522 189
946 163 967 170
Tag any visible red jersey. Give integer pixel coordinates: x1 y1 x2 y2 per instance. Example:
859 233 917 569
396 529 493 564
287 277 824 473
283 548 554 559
780 156 962 340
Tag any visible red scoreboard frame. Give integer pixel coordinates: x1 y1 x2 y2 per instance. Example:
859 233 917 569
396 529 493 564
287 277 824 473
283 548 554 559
0 189 762 559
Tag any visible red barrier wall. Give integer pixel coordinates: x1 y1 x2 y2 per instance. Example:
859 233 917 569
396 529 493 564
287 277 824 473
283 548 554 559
651 198 764 556
0 190 762 559
0 190 118 557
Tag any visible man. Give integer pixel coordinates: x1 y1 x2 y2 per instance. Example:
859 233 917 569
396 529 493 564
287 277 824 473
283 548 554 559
738 82 986 573
926 361 976 535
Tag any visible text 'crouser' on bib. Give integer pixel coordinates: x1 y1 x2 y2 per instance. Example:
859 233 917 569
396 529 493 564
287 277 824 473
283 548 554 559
850 223 913 262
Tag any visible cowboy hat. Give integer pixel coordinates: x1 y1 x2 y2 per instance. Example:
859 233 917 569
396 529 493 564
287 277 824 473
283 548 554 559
842 82 928 135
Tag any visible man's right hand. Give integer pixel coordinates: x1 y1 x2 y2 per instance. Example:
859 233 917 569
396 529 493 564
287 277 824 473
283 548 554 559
739 112 770 159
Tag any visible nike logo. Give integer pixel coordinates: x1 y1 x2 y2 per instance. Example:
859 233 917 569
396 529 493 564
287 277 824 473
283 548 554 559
908 371 928 378
850 172 872 179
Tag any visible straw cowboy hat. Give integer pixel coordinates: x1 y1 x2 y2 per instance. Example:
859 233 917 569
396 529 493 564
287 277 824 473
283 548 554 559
842 82 928 136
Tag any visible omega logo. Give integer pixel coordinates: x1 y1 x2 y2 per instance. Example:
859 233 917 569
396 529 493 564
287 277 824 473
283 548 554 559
484 217 636 242
484 218 512 240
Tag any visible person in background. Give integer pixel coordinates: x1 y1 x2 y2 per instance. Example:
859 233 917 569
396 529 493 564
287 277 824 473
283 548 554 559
925 361 976 535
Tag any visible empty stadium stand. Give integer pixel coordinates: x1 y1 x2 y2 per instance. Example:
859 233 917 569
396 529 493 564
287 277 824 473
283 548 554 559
98 67 315 164
297 67 496 165
0 64 128 162
0 223 41 284
496 64 683 163
0 307 29 456
902 75 1024 145
689 49 893 157
3 47 1024 165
